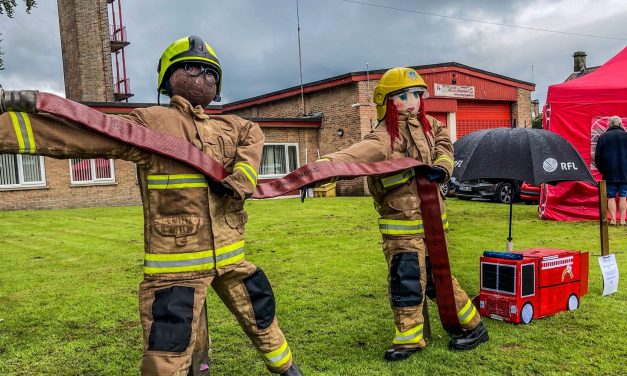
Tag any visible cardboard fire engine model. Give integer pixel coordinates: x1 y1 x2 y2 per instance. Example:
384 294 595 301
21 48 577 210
478 248 589 324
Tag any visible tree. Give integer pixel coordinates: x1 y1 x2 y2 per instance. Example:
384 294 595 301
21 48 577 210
531 114 543 129
0 0 37 70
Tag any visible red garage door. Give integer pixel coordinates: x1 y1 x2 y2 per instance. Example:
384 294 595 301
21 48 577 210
456 101 511 138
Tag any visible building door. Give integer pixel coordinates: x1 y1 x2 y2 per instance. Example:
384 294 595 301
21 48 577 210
456 101 511 139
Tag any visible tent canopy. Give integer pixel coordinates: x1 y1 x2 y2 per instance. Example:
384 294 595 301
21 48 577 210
541 46 627 221
548 47 627 103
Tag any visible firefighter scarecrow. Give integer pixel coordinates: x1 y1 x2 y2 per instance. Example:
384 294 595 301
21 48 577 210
0 35 302 376
317 67 489 360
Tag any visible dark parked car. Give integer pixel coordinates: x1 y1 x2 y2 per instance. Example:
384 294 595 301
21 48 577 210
456 179 521 203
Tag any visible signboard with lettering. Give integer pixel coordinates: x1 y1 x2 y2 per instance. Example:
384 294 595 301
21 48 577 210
434 83 475 98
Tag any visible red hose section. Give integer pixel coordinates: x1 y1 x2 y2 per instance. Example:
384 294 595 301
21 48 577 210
416 175 462 334
36 93 229 181
253 159 428 198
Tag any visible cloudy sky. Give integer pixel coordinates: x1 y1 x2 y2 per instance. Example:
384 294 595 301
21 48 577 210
1 0 626 108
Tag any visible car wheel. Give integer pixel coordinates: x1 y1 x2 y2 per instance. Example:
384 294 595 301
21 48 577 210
567 294 579 311
520 302 534 324
440 183 450 197
496 182 514 204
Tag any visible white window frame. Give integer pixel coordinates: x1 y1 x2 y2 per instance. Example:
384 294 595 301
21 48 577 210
69 158 116 185
481 262 516 296
259 143 300 179
0 154 47 189
520 263 536 298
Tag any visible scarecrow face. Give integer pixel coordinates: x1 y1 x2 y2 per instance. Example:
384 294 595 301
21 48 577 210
169 64 217 107
392 88 422 116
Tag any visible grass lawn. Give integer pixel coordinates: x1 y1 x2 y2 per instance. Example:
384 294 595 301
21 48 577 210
0 197 625 375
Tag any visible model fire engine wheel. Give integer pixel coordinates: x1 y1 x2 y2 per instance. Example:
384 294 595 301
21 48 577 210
520 302 534 324
567 294 579 311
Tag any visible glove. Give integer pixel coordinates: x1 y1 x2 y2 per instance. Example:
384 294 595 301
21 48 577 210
209 179 235 197
426 166 447 183
0 86 38 114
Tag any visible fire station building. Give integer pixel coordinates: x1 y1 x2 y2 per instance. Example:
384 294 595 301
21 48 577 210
0 63 534 210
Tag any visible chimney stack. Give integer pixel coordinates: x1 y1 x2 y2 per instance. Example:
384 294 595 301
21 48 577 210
573 51 587 73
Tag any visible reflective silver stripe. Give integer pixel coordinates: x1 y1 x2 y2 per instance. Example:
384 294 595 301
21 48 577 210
395 327 423 342
215 246 245 263
379 224 423 231
14 112 32 153
266 346 290 364
145 256 215 268
381 169 415 188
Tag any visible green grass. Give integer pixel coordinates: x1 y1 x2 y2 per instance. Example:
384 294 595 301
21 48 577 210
0 197 625 375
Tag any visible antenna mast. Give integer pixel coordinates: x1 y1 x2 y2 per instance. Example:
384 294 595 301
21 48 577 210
296 0 306 115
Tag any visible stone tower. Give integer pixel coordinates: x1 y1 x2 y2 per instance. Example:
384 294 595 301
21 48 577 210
57 0 114 101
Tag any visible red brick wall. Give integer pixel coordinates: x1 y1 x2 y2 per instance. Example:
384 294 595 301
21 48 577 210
0 159 140 211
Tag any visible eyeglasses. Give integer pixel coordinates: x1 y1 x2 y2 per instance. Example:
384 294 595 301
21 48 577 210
183 63 219 83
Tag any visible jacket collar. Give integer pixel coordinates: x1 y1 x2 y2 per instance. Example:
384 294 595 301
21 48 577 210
170 95 209 120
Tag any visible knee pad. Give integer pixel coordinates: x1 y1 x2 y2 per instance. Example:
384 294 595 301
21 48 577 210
148 286 195 352
243 268 276 329
425 256 436 300
390 252 423 307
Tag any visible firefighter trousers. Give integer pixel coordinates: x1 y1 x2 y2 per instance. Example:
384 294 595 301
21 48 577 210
383 237 481 349
139 260 293 375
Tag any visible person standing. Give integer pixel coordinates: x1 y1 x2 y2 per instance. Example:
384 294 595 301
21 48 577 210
0 35 302 376
595 115 627 226
317 67 488 360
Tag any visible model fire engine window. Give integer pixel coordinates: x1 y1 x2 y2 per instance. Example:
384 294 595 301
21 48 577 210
481 263 516 295
521 264 535 297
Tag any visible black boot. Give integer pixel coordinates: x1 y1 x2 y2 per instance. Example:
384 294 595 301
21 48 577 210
383 347 420 361
449 322 489 350
280 364 303 376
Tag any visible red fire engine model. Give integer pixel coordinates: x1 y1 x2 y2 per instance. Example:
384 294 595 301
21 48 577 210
478 248 589 324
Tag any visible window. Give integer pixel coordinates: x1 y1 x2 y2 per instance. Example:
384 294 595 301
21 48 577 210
521 264 535 297
481 262 516 295
0 154 46 188
259 143 299 178
70 158 116 185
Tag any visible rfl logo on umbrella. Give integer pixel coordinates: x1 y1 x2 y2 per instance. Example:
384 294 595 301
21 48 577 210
543 158 579 173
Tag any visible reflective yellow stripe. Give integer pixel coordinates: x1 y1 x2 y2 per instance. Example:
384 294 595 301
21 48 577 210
434 155 454 168
147 174 208 189
379 215 448 235
215 240 246 268
234 162 258 187
458 299 478 325
393 324 424 345
379 218 424 235
9 112 36 154
315 158 331 162
262 340 292 368
144 241 245 274
381 168 416 188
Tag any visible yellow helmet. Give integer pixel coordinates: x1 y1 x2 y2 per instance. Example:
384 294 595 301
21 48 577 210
157 35 223 101
374 67 427 120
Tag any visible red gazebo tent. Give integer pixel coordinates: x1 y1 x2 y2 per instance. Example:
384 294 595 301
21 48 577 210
541 47 627 221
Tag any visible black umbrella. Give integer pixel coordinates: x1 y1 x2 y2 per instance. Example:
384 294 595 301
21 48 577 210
452 128 595 251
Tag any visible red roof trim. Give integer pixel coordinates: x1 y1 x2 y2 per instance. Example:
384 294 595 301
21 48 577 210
417 66 535 91
257 121 320 129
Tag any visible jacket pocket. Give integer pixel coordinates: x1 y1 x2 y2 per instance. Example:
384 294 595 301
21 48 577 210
388 195 421 218
225 210 248 234
153 215 200 246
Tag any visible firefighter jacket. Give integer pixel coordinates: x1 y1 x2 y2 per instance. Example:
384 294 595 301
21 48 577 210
322 112 454 238
0 96 264 277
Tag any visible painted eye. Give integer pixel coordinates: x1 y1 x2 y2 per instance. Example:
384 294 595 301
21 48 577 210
412 91 420 98
399 93 408 101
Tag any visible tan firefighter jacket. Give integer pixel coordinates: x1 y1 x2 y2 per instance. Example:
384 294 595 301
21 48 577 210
321 112 454 238
0 96 263 277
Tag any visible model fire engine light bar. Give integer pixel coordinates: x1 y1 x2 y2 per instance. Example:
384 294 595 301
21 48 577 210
483 251 524 260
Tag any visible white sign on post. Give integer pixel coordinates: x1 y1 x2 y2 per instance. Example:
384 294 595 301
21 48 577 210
598 254 619 296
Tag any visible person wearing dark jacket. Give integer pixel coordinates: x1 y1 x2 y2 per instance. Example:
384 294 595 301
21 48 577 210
595 115 627 226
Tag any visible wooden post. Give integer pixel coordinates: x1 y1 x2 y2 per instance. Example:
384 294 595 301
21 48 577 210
598 180 609 256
